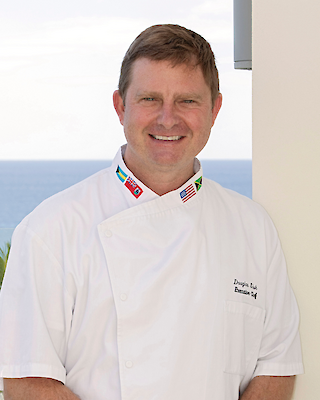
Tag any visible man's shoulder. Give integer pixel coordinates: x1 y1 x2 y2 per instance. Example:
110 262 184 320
204 177 262 211
203 177 273 228
19 167 113 234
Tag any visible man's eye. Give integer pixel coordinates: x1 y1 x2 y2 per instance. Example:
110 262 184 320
183 100 194 104
142 97 155 101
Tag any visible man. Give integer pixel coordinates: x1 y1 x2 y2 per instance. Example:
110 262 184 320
0 25 303 399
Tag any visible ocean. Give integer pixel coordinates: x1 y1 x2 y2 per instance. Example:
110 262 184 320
0 159 252 245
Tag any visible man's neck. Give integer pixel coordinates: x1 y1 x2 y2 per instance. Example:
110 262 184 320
123 157 195 196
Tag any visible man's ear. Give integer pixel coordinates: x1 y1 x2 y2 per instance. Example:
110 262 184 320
113 90 125 126
211 93 222 127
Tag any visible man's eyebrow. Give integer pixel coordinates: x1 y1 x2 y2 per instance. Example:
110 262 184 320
176 92 203 100
135 91 204 100
135 91 162 99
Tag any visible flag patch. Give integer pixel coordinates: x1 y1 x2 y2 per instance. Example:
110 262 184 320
125 176 143 198
194 176 202 192
116 165 143 198
116 165 127 182
180 184 196 203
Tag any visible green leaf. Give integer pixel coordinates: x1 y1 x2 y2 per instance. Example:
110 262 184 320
0 241 11 290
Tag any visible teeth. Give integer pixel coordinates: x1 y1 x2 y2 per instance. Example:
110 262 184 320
152 135 182 141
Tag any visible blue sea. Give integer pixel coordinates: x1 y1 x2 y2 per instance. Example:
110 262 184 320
0 160 252 245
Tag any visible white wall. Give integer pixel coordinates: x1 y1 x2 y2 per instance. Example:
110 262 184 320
252 1 320 398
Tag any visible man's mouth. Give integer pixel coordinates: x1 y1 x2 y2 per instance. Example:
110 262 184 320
151 135 183 141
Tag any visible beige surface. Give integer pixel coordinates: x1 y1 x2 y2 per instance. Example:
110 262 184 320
252 1 320 398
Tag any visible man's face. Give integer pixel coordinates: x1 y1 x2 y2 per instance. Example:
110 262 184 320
113 57 222 179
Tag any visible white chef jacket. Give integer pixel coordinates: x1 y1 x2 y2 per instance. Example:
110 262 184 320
0 147 303 399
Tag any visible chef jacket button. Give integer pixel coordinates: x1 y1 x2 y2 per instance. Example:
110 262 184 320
125 360 133 368
120 293 127 301
104 229 112 238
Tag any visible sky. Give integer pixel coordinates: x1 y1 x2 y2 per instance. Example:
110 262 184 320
0 0 252 160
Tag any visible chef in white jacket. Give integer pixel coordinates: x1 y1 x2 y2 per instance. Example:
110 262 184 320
0 24 303 400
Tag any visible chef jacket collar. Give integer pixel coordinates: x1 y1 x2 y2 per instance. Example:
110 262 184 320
111 145 203 208
111 146 159 208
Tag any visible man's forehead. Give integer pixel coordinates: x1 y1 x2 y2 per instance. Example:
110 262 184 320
131 56 199 73
128 58 206 88
120 56 212 104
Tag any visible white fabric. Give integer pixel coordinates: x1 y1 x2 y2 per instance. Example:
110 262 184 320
0 147 303 399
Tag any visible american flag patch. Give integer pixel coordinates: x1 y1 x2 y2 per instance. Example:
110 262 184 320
180 184 196 203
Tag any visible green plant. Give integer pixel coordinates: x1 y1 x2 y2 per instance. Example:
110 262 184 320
0 242 11 398
0 241 11 290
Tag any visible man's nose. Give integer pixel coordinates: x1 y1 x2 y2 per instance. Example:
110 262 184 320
156 103 179 130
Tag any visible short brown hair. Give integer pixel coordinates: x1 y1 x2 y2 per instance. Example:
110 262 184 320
118 24 220 104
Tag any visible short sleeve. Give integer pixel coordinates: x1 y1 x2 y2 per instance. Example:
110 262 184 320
0 222 74 390
252 219 304 378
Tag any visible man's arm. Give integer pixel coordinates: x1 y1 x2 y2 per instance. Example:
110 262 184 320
240 376 295 400
3 377 81 400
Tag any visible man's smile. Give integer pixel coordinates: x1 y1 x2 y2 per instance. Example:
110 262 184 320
150 135 183 141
